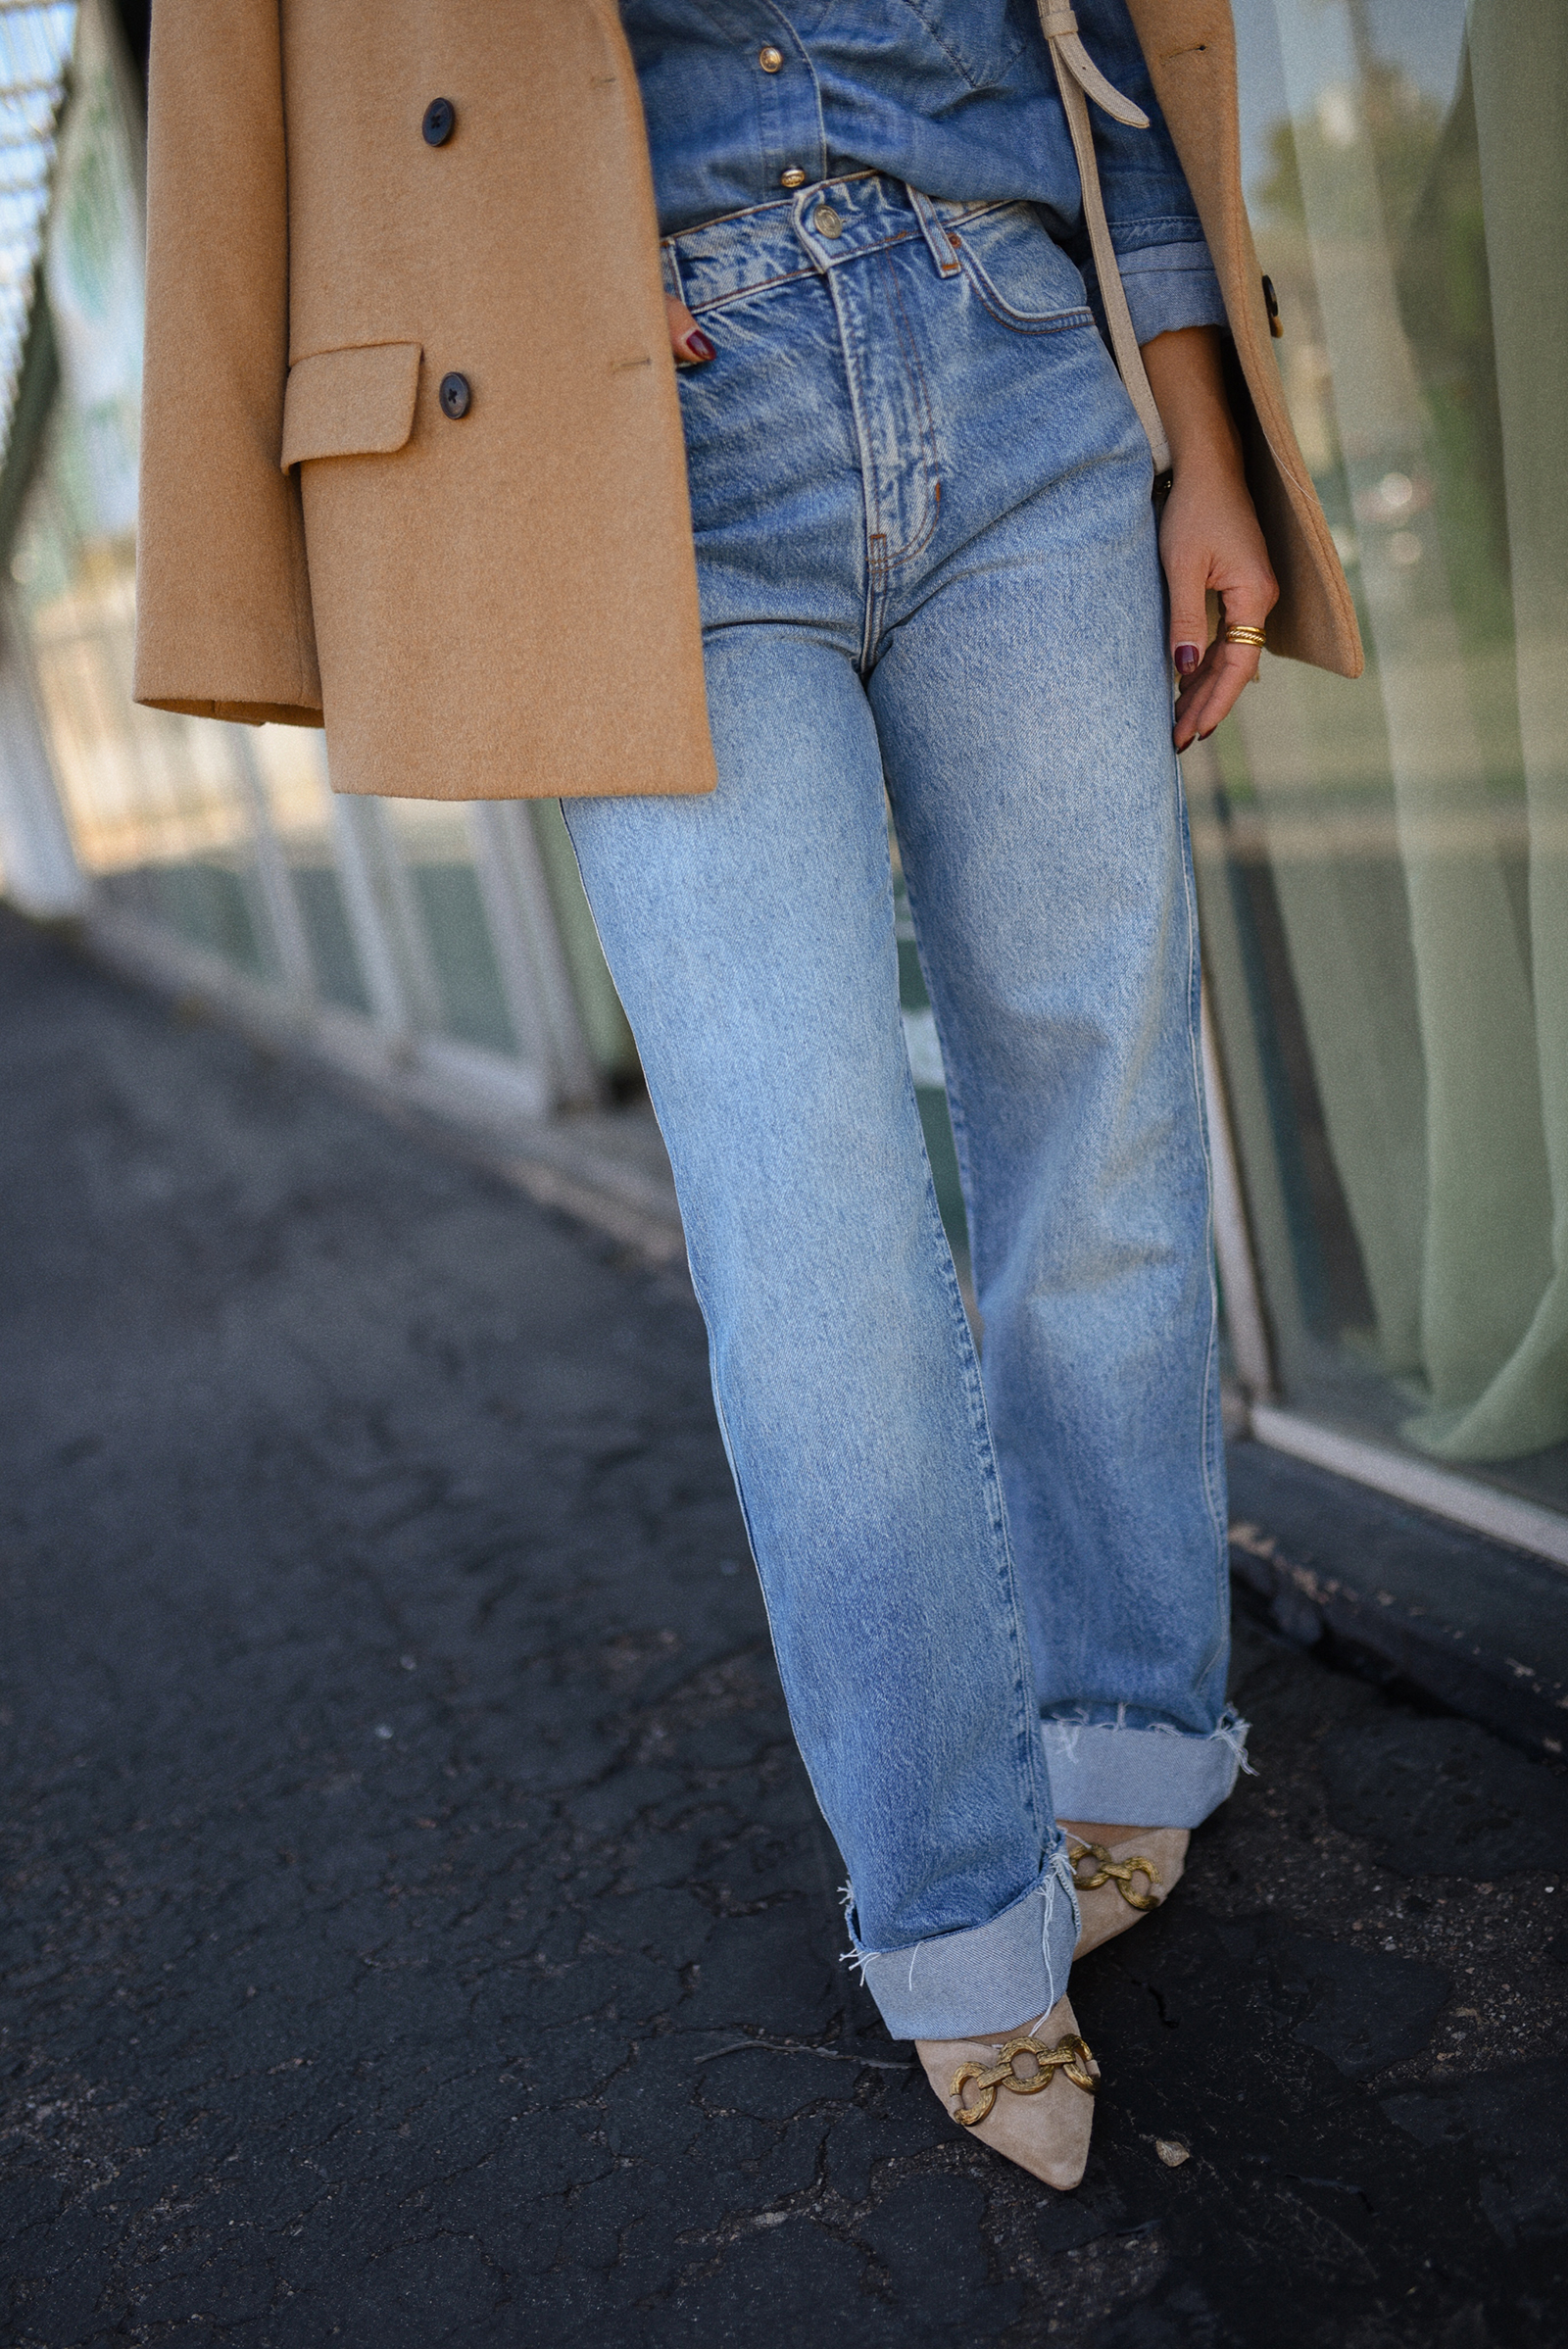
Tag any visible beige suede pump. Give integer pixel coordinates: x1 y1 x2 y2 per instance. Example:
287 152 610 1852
1061 1822 1190 1957
916 1991 1100 2187
912 1826 1188 2187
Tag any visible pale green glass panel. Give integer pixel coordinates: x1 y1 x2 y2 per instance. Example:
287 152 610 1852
1212 0 1568 1507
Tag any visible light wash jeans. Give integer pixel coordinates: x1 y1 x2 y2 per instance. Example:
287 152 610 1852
564 174 1246 2041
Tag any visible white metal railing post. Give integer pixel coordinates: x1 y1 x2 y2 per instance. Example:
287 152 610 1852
227 724 317 1010
0 591 88 918
466 799 601 1110
327 789 444 1046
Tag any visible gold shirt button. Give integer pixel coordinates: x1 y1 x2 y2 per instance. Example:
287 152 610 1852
780 166 808 188
759 45 784 72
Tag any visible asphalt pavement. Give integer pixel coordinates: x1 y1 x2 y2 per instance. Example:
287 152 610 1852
2 906 1565 2348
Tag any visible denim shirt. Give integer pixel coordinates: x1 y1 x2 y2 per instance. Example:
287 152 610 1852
619 0 1224 347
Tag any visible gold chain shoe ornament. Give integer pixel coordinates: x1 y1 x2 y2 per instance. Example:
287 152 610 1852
950 2031 1100 2127
918 1992 1099 2185
1067 1835 1161 1911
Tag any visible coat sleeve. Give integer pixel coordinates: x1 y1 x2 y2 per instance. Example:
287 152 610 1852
132 0 322 727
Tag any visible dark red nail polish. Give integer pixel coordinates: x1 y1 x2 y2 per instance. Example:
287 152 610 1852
687 329 715 362
1175 643 1200 676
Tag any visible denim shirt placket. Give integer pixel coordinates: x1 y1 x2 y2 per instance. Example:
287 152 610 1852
750 5 828 199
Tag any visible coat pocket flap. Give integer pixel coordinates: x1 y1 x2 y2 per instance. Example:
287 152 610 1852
281 342 422 469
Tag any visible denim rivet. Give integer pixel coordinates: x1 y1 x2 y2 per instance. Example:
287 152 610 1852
758 45 783 72
780 166 808 189
813 204 844 239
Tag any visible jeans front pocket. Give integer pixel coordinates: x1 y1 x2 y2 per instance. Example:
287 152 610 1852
952 204 1096 334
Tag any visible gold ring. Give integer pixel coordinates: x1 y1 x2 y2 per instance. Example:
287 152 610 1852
1223 624 1267 648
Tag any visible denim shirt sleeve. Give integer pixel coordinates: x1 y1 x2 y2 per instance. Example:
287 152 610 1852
1071 0 1226 344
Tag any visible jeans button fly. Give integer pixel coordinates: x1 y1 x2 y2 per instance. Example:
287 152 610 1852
813 204 844 238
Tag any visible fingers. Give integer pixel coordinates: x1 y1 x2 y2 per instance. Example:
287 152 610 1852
1164 537 1276 751
1166 579 1209 688
1172 575 1271 749
1157 453 1277 750
1172 637 1260 752
665 293 714 366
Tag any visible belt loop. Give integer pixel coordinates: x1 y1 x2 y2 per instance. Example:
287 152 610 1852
661 236 685 306
905 184 961 278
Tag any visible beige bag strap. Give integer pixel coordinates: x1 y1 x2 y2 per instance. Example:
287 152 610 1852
1037 3 1172 477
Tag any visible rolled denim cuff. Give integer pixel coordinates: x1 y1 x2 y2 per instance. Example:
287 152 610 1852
1042 1705 1250 1830
848 1851 1080 2042
1113 240 1227 347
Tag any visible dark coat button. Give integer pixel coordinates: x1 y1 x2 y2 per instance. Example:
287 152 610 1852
422 97 456 146
439 372 471 419
1261 273 1283 337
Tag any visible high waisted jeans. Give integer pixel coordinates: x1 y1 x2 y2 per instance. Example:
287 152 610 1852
564 174 1246 2041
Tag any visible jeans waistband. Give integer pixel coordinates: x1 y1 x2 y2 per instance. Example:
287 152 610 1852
662 171 1019 313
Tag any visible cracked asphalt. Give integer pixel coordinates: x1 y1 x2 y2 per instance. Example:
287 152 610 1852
2 906 1566 2348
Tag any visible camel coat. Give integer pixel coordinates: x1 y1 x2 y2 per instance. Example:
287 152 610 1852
132 0 1363 803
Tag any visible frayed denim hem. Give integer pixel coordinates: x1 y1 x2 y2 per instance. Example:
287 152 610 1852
1041 1703 1252 1830
843 1849 1081 2041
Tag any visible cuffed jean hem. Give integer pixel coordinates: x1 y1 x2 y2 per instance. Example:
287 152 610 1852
848 1852 1081 2041
1043 1705 1251 1831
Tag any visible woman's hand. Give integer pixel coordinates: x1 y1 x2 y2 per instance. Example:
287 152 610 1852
666 293 714 367
1140 327 1277 753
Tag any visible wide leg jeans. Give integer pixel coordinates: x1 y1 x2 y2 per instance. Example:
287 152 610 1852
564 174 1245 2040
